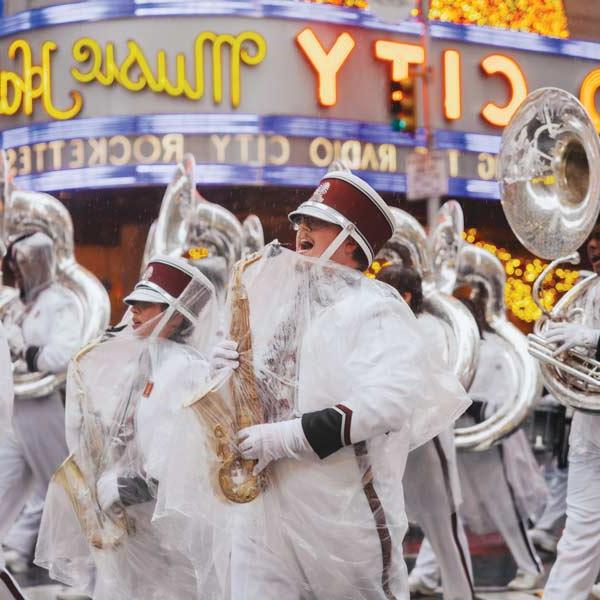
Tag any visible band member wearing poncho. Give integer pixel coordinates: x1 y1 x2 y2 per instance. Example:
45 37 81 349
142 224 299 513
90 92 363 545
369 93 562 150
35 256 218 600
410 288 546 592
0 232 82 571
0 319 27 599
157 171 470 599
540 230 600 600
376 264 474 600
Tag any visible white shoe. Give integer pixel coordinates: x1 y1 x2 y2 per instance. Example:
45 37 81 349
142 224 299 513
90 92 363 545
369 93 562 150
56 590 92 600
529 527 558 553
591 583 600 599
507 568 544 591
3 549 29 574
408 572 438 596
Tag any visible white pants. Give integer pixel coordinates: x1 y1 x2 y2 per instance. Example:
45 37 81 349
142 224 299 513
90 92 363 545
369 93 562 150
535 461 568 532
414 445 542 583
4 489 45 557
404 437 474 600
0 394 68 553
543 456 600 599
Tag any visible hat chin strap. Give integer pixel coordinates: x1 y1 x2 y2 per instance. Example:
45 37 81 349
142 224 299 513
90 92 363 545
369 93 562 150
317 222 356 265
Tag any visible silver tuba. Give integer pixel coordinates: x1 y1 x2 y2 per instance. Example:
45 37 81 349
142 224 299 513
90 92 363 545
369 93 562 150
497 87 600 411
380 207 479 391
1 154 110 399
142 154 264 302
453 244 543 450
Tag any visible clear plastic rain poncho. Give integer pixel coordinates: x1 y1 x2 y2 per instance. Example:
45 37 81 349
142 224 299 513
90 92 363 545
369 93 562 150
35 270 218 600
5 232 56 303
0 322 13 438
458 331 547 533
154 242 470 600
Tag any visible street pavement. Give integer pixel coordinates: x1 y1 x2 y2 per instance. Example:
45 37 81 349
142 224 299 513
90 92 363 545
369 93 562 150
11 528 597 599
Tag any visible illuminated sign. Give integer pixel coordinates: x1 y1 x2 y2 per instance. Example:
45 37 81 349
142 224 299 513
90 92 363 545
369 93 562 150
2 25 600 133
0 39 82 119
0 30 267 119
2 11 600 195
2 130 503 186
71 32 266 108
295 29 355 107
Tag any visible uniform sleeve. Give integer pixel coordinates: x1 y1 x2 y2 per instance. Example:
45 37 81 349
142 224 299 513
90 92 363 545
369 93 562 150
301 298 470 459
34 295 83 374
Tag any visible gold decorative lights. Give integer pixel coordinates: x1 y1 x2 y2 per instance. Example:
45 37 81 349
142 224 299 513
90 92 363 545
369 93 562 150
463 228 579 323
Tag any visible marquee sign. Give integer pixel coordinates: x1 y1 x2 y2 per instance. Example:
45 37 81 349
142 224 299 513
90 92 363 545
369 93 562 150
0 5 599 195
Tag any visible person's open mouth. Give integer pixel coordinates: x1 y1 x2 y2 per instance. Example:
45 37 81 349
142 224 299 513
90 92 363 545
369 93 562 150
297 237 314 254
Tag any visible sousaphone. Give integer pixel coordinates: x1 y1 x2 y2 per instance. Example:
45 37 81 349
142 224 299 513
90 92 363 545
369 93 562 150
497 87 600 411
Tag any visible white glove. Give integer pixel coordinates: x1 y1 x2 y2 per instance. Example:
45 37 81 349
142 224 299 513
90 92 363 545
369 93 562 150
238 419 311 476
209 339 239 378
4 324 24 359
544 322 600 355
96 471 121 511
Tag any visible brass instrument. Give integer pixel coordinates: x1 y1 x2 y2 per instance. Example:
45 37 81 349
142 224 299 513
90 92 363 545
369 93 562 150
189 252 265 503
142 154 264 301
0 151 110 399
53 344 134 549
380 206 480 391
497 87 600 411
453 244 543 450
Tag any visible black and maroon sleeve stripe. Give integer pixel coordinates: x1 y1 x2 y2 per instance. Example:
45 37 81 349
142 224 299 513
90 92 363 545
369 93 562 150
25 346 41 372
301 403 353 459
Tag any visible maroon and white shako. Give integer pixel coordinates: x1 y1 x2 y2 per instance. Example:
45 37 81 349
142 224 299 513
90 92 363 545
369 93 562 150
288 170 395 265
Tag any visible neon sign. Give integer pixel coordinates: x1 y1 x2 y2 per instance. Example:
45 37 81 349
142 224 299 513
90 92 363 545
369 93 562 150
71 32 266 108
0 31 266 120
1 25 600 134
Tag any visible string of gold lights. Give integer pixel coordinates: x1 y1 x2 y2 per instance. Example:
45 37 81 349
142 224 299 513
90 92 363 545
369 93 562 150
366 228 579 324
304 0 569 38
464 228 579 323
428 0 569 37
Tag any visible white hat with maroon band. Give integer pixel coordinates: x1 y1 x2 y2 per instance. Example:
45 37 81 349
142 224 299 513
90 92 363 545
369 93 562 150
124 256 205 306
288 171 395 265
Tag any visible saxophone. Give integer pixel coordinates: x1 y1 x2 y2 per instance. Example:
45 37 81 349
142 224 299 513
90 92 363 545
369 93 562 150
190 252 265 503
53 343 135 549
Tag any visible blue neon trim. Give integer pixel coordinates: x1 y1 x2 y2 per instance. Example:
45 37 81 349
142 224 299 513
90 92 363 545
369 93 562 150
448 177 499 200
11 162 498 199
1 1 598 60
0 114 427 148
0 1 422 39
434 129 501 154
429 21 600 60
0 114 502 156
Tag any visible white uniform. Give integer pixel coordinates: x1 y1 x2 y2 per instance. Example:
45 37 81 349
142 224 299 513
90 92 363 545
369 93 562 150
543 279 600 600
0 323 14 570
0 322 13 439
403 313 473 600
37 269 218 600
0 235 82 559
91 343 208 600
412 333 544 585
157 247 470 600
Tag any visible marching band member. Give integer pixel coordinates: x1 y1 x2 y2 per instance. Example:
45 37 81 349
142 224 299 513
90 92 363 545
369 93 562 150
0 232 82 570
35 256 218 600
160 171 470 599
409 289 546 592
376 264 474 600
529 393 568 555
541 230 600 600
0 323 26 600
